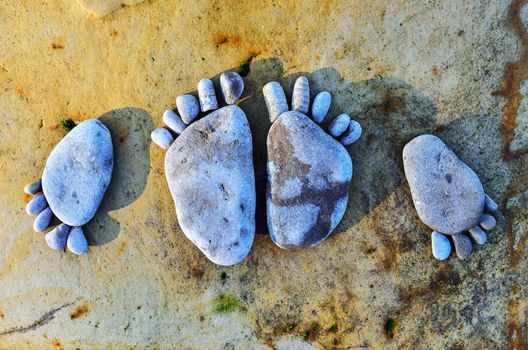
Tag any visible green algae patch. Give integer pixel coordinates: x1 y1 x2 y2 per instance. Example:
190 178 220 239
385 318 396 338
211 292 241 315
237 53 257 77
59 118 77 132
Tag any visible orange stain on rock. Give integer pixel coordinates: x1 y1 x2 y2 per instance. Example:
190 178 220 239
70 305 89 320
213 33 242 47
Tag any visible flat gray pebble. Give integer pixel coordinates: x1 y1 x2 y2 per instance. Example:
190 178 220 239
267 111 352 249
165 105 255 265
42 119 113 227
26 193 48 216
67 226 88 255
33 207 52 232
310 91 331 123
292 76 310 114
328 114 350 137
263 82 288 122
197 78 218 112
431 231 451 260
45 224 71 250
403 134 485 235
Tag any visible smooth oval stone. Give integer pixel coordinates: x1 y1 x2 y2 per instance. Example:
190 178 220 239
24 179 42 195
165 105 255 266
26 193 48 216
469 226 487 245
485 194 498 212
403 134 485 235
176 94 200 124
67 226 88 255
431 231 451 260
263 82 288 122
311 91 331 123
328 114 350 137
292 76 310 114
33 207 52 232
480 214 496 231
42 119 113 227
163 109 186 134
45 224 71 250
197 78 218 112
220 72 244 105
452 233 472 259
267 111 352 249
340 120 362 145
151 128 174 149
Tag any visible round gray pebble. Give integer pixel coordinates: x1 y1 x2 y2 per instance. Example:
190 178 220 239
24 179 42 195
452 234 472 260
311 91 331 123
176 94 200 124
163 110 186 134
33 207 52 233
151 128 174 149
26 193 48 216
328 114 350 137
431 231 451 260
468 226 487 245
67 226 88 255
45 224 71 250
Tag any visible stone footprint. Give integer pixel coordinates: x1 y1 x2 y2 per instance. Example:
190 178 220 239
151 72 255 266
403 134 498 260
24 119 114 254
262 77 362 249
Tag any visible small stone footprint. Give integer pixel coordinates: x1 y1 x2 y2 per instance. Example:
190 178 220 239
403 134 498 260
24 119 114 254
262 77 362 249
151 72 255 266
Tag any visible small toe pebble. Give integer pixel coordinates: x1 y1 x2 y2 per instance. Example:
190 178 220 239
452 234 472 260
431 231 451 260
328 114 350 137
26 193 48 216
33 207 52 232
151 128 174 149
24 179 42 195
340 120 362 145
197 78 218 112
480 214 496 231
67 226 88 255
163 110 186 134
45 224 71 250
220 72 244 105
469 226 487 245
176 95 200 124
311 91 331 123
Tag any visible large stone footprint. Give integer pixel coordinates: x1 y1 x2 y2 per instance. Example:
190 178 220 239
403 134 498 260
151 72 255 266
263 77 362 249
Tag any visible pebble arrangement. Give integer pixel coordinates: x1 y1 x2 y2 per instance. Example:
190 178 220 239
25 74 501 264
151 72 256 266
263 77 361 249
24 119 114 254
403 134 498 260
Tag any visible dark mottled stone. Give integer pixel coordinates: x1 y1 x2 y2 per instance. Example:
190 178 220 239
165 105 255 266
266 111 352 249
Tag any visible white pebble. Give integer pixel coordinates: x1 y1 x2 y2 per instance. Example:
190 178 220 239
485 194 498 212
292 76 310 114
163 110 186 134
220 72 244 105
328 114 350 137
340 120 362 145
33 207 52 233
198 78 218 112
480 214 496 231
45 224 71 250
24 179 42 195
311 91 331 123
431 231 451 260
67 226 88 255
468 226 487 245
263 82 288 122
176 94 200 124
26 193 48 216
151 128 174 150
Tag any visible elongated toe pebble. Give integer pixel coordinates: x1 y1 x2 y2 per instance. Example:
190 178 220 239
151 128 174 149
26 193 48 216
34 207 52 232
480 214 496 231
165 105 255 265
163 110 186 134
67 226 88 254
176 95 200 124
267 111 352 249
403 135 485 235
292 76 310 114
263 82 288 122
42 119 113 227
431 231 451 260
469 226 487 245
45 224 71 250
340 120 362 145
198 78 218 112
311 91 331 123
485 194 498 212
328 114 350 137
24 179 42 195
220 72 244 105
452 234 472 259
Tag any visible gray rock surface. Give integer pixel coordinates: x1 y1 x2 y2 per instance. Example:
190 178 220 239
267 111 352 249
403 134 485 235
42 119 113 227
165 105 255 266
